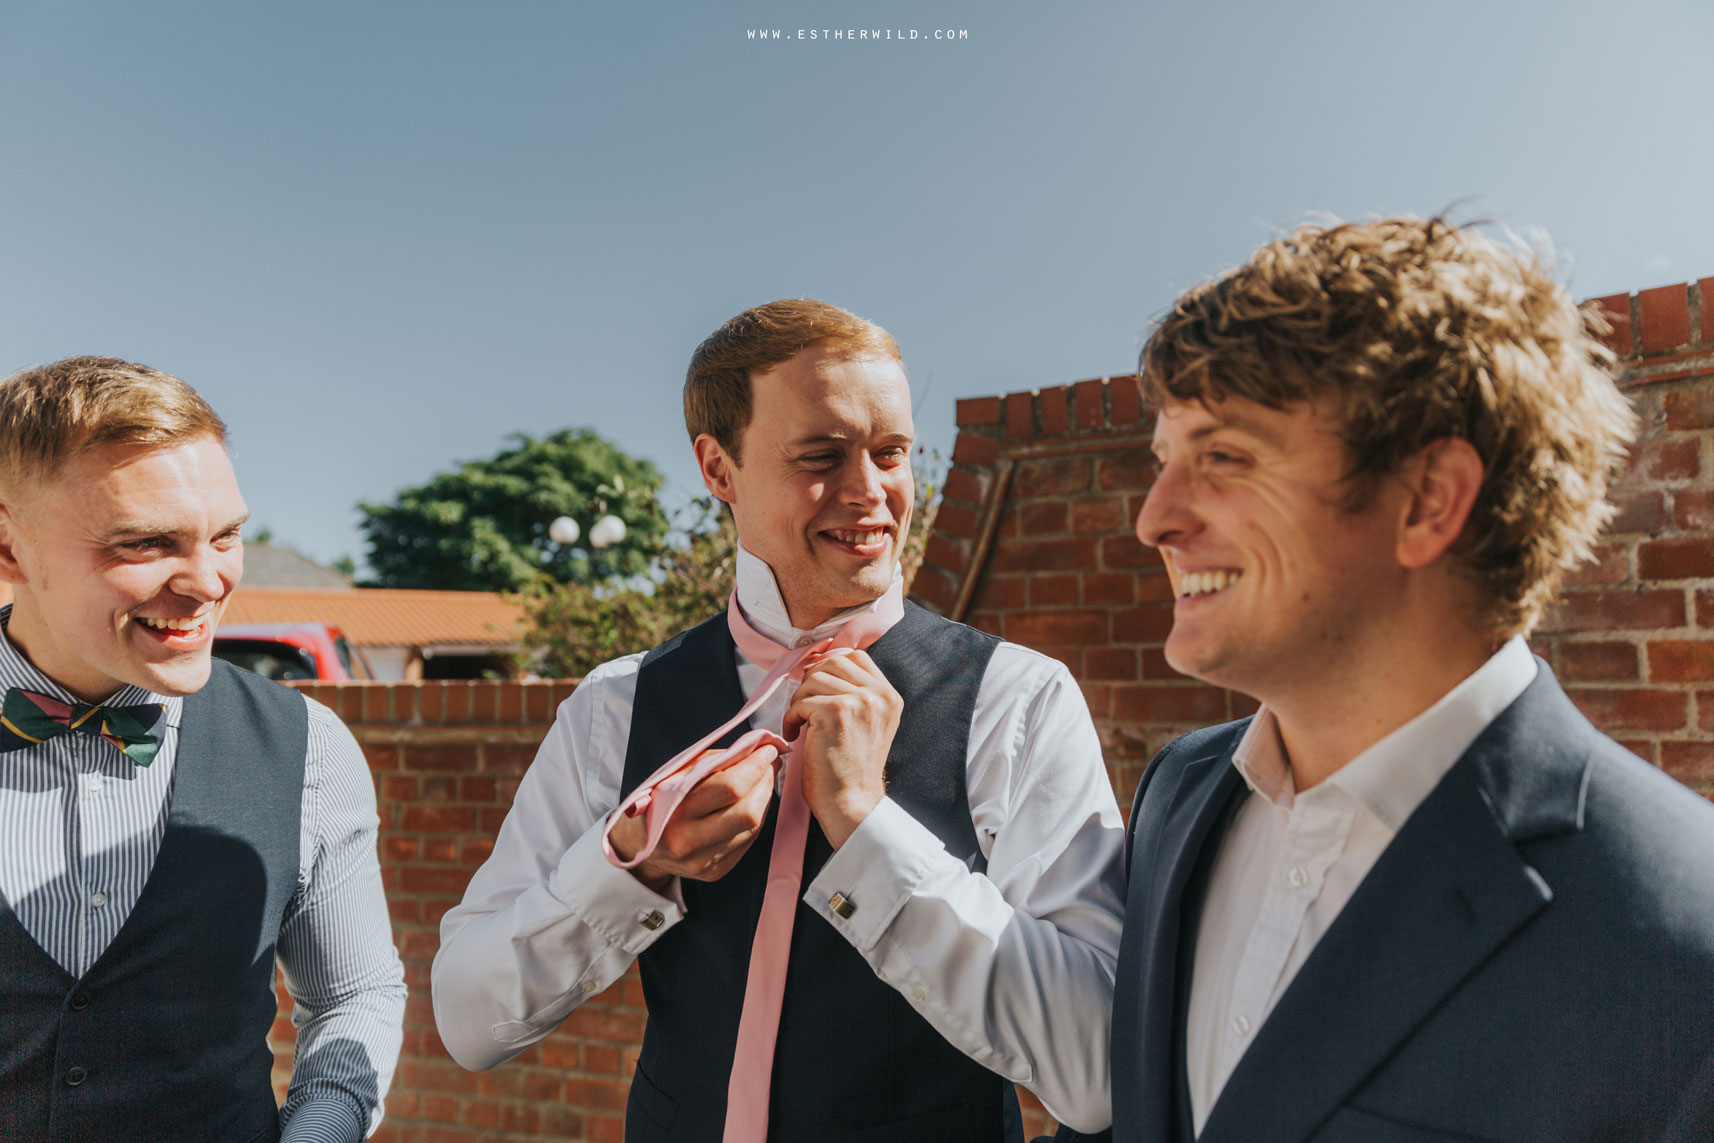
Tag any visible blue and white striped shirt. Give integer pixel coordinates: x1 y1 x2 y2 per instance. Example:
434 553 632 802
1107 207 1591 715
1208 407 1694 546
0 606 405 1142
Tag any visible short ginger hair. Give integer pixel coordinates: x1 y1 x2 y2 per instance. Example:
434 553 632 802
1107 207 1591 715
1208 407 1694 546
684 299 901 461
1139 217 1636 639
0 356 229 499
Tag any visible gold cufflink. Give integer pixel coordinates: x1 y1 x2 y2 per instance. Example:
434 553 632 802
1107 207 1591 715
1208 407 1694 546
828 892 856 919
640 910 664 930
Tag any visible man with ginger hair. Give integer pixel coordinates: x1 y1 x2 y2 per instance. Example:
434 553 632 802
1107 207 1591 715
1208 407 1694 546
0 357 405 1142
434 300 1126 1141
1111 219 1714 1142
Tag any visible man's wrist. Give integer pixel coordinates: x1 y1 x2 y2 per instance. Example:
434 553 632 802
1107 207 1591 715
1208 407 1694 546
819 789 883 849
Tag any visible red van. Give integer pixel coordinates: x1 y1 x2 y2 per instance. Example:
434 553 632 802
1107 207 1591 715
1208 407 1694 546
212 622 373 682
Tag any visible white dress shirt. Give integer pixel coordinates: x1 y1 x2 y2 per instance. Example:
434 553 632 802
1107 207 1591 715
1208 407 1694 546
432 547 1126 1132
0 606 406 1143
1185 636 1538 1133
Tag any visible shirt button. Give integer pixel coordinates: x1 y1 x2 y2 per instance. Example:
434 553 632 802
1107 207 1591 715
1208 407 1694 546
793 636 814 648
580 980 599 994
1287 865 1309 888
89 892 107 909
83 775 103 794
911 987 926 1003
1233 1015 1252 1037
65 1066 88 1086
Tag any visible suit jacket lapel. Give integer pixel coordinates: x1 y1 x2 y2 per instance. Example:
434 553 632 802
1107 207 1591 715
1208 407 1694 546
1198 666 1592 1143
1114 724 1248 1143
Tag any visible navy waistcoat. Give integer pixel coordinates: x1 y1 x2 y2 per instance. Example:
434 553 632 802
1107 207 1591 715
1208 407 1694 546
620 601 1024 1143
0 660 309 1143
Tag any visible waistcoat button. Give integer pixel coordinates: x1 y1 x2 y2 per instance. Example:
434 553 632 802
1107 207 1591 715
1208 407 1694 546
69 992 91 1011
65 1066 88 1086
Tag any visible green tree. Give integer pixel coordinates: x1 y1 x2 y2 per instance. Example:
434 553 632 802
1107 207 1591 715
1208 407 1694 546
358 429 669 592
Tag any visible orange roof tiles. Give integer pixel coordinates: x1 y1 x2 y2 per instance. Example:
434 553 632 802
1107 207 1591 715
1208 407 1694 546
220 587 525 648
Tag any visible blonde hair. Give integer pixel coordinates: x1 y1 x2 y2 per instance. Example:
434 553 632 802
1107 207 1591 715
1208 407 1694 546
0 356 229 497
1140 217 1636 638
685 299 900 461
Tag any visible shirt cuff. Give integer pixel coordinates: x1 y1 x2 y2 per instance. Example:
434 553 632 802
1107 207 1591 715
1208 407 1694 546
804 796 943 952
280 1096 368 1143
551 812 686 954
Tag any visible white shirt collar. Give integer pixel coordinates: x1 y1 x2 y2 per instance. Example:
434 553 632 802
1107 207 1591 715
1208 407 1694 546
733 544 901 649
1233 635 1539 830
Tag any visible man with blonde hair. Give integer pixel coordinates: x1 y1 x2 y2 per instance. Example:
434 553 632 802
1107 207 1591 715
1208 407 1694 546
1112 219 1714 1142
0 357 406 1143
435 300 1126 1141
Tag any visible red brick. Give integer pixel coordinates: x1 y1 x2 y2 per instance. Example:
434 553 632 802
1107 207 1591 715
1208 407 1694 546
537 1036 581 1069
1701 279 1714 346
934 502 979 540
362 743 400 774
1102 533 1162 570
1114 604 1175 642
1674 489 1714 532
461 837 495 866
566 1077 632 1112
1028 574 1080 606
941 467 988 504
524 683 552 722
1663 386 1714 431
1627 437 1700 484
951 432 999 468
399 805 478 834
924 534 968 576
1566 688 1688 732
1701 691 1714 733
1086 648 1138 680
1700 589 1714 629
1040 386 1070 436
382 835 419 861
1608 490 1666 534
1014 456 1092 498
1639 537 1714 580
1590 292 1634 357
420 775 457 803
910 566 958 612
1075 379 1105 430
1648 641 1714 682
461 1100 501 1129
562 1005 648 1042
358 684 387 722
1020 501 1068 535
1113 684 1227 723
1083 572 1136 606
1080 682 1110 718
497 684 522 723
1142 647 1187 679
584 1042 623 1076
1072 498 1127 533
440 684 471 723
956 396 1001 426
419 684 443 723
402 744 477 773
1006 392 1034 440
1637 284 1692 354
1557 641 1638 681
993 537 1097 573
1540 589 1686 633
1136 570 1177 604
1007 610 1107 646
399 864 478 897
1110 375 1143 425
1563 542 1628 587
972 574 1026 612
1098 451 1158 493
1661 740 1714 786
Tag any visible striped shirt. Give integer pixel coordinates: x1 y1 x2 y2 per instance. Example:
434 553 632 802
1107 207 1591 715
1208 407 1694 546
0 607 405 1142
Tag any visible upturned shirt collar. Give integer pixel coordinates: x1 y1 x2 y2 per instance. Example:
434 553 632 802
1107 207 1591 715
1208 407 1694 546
1233 635 1538 831
733 544 903 650
0 603 182 718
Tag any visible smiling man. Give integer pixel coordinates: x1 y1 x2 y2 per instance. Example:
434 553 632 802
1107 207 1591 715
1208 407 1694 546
0 357 405 1143
1111 220 1714 1142
433 300 1125 1142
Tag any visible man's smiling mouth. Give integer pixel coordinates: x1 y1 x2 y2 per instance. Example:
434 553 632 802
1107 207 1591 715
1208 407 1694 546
1179 569 1243 599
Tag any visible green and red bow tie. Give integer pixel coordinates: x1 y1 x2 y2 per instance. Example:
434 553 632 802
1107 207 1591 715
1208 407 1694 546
0 687 166 766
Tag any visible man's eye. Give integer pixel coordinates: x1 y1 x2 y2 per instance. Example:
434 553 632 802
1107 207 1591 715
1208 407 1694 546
124 538 167 552
801 453 840 467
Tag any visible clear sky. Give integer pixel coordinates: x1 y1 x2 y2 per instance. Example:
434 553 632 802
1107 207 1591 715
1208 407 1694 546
4 0 1710 570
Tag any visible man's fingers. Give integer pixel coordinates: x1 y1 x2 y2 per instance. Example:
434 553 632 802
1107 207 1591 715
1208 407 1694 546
680 746 777 818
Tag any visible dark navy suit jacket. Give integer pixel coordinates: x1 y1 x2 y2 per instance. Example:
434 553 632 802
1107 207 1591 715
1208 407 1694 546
1103 663 1714 1143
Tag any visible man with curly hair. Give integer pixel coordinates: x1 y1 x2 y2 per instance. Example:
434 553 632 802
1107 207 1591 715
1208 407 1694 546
1110 218 1714 1142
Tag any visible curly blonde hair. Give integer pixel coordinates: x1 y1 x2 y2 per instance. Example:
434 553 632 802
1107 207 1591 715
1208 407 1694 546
1140 217 1636 638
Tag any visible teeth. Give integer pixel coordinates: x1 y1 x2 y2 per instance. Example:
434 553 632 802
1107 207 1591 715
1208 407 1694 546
140 616 206 632
1180 570 1241 598
829 529 885 545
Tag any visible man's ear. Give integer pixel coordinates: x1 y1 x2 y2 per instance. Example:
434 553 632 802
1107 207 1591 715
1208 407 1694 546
1396 437 1484 570
692 434 738 506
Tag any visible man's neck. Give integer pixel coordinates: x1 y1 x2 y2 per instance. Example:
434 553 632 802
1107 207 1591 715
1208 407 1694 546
733 546 891 642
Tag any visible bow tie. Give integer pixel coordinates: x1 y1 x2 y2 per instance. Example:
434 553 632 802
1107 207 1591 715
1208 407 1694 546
0 687 167 766
603 584 906 1143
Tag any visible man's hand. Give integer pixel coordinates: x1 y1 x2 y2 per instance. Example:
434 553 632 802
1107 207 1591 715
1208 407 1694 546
607 743 780 893
784 650 903 848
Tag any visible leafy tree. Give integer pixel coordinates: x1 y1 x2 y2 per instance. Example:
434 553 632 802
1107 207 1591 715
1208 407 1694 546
358 429 669 592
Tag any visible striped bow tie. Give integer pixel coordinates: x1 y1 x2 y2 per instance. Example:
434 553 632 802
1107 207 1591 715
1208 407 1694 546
0 687 167 766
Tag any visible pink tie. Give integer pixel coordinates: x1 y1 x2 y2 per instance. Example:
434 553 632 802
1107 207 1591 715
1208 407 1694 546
602 584 906 1143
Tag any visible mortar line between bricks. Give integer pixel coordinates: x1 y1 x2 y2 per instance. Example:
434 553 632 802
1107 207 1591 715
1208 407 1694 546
993 431 1155 460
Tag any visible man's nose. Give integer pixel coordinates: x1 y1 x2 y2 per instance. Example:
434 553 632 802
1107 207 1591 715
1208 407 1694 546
841 453 887 507
1134 459 1194 550
171 545 234 602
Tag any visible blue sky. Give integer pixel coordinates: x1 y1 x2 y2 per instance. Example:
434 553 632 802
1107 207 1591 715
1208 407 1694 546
4 0 1711 570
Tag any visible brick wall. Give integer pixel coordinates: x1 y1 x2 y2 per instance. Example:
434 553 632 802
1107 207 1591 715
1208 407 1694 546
268 278 1711 1142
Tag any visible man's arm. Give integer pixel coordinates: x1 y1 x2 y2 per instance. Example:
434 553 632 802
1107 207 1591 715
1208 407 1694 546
275 701 408 1143
799 646 1127 1133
